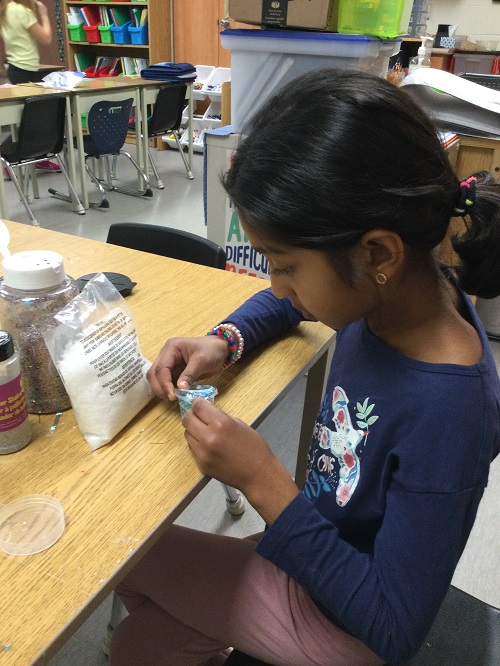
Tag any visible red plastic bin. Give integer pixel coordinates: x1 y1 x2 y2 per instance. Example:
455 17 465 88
83 24 101 43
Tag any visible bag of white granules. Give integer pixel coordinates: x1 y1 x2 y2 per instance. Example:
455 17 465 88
43 272 153 450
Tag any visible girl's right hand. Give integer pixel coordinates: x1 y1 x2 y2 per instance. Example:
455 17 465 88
146 336 229 400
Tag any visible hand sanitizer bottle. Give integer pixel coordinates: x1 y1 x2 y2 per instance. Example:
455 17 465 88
409 36 433 73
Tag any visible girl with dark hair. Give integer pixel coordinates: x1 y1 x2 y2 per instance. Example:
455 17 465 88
111 69 500 666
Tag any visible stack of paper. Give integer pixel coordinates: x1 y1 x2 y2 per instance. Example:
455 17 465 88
402 69 500 139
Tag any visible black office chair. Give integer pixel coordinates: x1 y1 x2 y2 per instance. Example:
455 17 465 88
106 222 226 269
0 95 85 226
52 97 152 210
123 83 193 188
225 586 500 666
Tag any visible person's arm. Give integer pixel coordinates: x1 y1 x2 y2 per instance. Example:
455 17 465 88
221 287 305 353
28 1 51 46
148 288 305 399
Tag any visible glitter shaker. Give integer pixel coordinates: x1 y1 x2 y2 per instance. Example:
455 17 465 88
0 251 79 414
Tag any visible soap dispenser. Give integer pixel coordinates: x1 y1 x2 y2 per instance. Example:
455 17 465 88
409 36 433 73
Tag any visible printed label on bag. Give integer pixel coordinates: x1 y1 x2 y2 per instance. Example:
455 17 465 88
0 375 29 432
261 0 288 27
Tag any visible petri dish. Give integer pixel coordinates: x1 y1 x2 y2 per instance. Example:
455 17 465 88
0 495 65 555
174 385 218 417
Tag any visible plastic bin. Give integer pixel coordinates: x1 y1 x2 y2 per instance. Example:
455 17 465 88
201 67 231 98
83 24 100 43
110 21 132 44
98 25 113 44
128 23 148 45
203 101 222 125
338 0 413 38
193 65 215 100
453 53 496 76
220 29 400 132
67 23 86 42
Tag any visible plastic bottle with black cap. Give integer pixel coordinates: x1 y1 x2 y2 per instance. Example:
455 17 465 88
0 330 31 454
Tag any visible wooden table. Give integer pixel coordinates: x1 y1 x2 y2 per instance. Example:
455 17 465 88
0 85 74 218
0 221 334 665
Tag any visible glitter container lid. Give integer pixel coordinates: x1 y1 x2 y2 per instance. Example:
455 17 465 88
174 385 218 417
0 495 65 555
1 251 66 290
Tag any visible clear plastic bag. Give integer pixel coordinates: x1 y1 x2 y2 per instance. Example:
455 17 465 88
43 273 153 450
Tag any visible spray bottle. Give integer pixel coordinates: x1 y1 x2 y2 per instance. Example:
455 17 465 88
409 36 433 73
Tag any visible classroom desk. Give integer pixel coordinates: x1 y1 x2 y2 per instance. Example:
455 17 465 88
0 78 194 212
67 76 194 208
0 85 74 218
0 221 334 665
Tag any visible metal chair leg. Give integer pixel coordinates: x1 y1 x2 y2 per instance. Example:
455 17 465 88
148 148 164 189
174 132 194 180
1 158 39 227
55 154 85 215
110 149 152 199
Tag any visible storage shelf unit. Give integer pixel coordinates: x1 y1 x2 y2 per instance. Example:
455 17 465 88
63 0 171 72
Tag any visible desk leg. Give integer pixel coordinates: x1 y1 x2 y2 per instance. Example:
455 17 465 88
0 149 10 219
64 96 80 212
294 350 329 488
187 87 193 176
73 95 89 209
139 87 150 187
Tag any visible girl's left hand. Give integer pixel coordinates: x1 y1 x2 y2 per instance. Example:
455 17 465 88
35 1 48 17
183 398 300 524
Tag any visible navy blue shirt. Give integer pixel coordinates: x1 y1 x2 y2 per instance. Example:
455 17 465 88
225 288 500 663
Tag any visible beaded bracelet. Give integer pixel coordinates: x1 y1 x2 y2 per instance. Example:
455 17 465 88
206 323 244 368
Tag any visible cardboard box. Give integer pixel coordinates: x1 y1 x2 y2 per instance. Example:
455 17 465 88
229 0 338 32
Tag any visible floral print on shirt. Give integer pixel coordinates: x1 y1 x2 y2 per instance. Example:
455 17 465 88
304 386 378 507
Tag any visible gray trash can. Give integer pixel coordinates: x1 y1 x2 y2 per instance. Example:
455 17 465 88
475 297 500 340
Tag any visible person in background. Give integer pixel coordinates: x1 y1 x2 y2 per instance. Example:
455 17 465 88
110 69 500 666
0 0 60 172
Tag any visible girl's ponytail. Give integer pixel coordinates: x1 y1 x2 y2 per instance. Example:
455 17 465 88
452 171 500 298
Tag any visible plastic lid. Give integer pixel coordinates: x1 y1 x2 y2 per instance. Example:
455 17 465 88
1 251 66 290
0 330 14 362
0 495 65 555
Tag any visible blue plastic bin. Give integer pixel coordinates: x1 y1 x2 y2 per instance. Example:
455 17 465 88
128 23 148 45
111 21 132 45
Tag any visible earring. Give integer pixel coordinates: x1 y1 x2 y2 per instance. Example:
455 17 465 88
376 273 387 285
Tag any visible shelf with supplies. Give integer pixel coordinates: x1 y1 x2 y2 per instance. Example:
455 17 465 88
63 0 170 77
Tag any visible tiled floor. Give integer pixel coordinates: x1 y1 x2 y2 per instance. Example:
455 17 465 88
4 145 499 664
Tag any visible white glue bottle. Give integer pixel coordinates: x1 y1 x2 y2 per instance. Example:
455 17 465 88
409 36 433 73
0 330 32 454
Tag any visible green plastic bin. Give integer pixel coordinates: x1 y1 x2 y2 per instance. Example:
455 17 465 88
338 0 413 38
67 23 86 42
98 25 114 44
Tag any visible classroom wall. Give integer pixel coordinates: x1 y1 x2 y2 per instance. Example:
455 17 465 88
429 0 500 41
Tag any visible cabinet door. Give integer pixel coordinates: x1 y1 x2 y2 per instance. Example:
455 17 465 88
173 0 249 67
456 137 500 182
